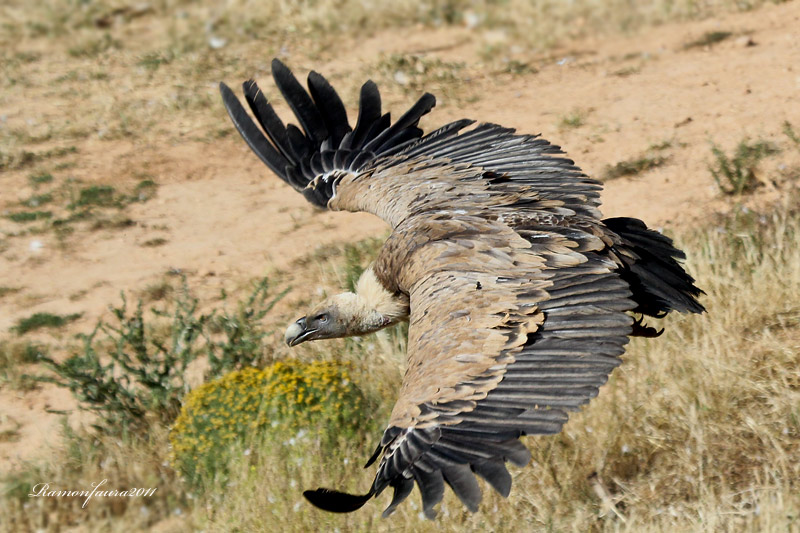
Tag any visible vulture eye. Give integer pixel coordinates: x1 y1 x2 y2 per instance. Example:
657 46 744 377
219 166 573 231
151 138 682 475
314 313 329 324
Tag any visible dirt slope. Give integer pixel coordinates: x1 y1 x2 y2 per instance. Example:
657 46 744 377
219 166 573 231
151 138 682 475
1 1 798 467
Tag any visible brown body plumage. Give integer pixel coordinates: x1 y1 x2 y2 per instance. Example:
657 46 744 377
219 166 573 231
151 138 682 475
220 59 705 519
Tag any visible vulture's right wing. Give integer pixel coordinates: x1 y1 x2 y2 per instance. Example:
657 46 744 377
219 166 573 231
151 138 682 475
220 60 601 226
220 59 436 208
305 213 636 517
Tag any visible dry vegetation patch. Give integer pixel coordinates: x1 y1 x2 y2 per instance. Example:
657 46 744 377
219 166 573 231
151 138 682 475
188 204 800 532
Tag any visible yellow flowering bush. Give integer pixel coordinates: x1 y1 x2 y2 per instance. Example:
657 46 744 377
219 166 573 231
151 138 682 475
170 360 367 486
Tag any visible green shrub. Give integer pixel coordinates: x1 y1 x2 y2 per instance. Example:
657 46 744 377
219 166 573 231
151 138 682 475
170 361 368 488
36 277 284 436
709 138 780 195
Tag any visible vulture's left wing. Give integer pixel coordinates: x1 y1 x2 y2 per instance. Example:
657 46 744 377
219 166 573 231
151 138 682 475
305 214 636 518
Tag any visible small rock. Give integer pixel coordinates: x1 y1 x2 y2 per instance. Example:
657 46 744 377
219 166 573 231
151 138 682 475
208 36 227 50
463 11 481 29
393 70 409 86
735 36 756 47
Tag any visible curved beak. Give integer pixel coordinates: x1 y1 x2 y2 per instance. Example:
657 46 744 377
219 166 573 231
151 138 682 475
284 316 314 347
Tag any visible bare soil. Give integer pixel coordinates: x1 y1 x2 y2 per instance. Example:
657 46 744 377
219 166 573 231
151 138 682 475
1 1 799 468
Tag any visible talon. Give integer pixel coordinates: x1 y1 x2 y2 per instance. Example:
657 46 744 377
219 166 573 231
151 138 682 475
631 316 664 338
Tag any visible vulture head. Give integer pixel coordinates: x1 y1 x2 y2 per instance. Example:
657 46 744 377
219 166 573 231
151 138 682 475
285 267 410 346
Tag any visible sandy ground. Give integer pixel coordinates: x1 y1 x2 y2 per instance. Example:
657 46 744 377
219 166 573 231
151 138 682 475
1 1 799 467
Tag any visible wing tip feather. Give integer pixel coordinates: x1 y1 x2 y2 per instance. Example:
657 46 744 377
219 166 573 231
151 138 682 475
303 487 374 513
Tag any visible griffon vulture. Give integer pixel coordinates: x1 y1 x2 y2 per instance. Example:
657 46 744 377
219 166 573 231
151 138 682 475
219 59 704 519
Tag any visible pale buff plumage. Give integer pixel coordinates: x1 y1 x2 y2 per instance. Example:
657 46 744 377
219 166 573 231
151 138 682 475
284 267 409 346
353 267 409 325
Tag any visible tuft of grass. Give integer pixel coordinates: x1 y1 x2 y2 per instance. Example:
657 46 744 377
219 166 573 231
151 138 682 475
503 59 537 75
67 33 122 58
0 146 77 171
67 181 156 213
89 215 136 231
13 312 82 335
647 139 676 151
0 417 22 443
11 50 41 64
603 154 669 181
783 120 800 148
683 30 733 50
709 138 780 195
137 50 175 72
141 280 174 303
28 171 54 186
559 109 589 130
5 210 52 223
0 286 22 299
132 178 158 202
611 65 641 77
71 184 118 208
376 54 467 101
20 192 53 208
0 341 46 391
140 237 168 247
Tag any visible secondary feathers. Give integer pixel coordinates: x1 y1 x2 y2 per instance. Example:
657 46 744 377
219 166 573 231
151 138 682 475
220 59 705 519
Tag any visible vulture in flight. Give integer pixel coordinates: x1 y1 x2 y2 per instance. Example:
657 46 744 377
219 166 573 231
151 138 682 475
219 59 704 519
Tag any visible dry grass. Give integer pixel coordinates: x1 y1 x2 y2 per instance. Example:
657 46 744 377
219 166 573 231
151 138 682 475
1 0 772 53
0 0 778 155
1 425 189 533
188 202 800 532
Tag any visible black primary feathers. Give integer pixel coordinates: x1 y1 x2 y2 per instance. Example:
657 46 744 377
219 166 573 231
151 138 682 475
219 59 436 208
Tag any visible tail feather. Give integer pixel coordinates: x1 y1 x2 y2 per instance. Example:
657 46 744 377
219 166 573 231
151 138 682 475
603 217 705 317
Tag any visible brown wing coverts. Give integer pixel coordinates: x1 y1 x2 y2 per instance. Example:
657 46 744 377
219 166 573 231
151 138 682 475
368 247 634 518
398 122 602 219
